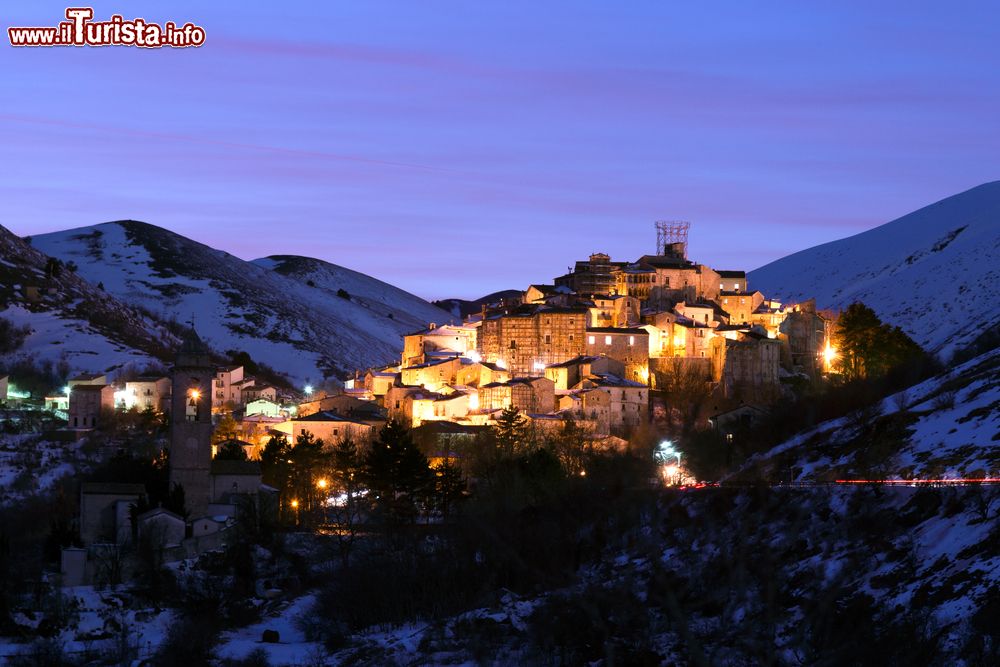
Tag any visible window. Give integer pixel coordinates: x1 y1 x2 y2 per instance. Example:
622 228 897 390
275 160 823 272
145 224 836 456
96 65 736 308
545 335 551 344
605 336 612 345
723 298 728 305
509 340 517 350
588 335 596 345
628 336 635 346
733 283 739 290
740 298 746 304
719 282 724 290
569 335 574 342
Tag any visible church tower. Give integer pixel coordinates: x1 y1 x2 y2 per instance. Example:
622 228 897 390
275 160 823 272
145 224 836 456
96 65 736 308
169 327 215 518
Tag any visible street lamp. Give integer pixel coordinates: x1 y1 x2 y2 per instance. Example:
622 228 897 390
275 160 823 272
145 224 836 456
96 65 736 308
304 384 314 396
656 440 683 486
656 440 682 467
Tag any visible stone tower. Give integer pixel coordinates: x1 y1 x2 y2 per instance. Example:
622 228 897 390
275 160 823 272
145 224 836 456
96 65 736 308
169 327 214 518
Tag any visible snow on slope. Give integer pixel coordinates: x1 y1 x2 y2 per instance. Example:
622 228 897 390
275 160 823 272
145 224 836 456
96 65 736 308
33 221 450 384
253 255 452 334
749 181 1000 358
0 224 175 375
745 349 1000 481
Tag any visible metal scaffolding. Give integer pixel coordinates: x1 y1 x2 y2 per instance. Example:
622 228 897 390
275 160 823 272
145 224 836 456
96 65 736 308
655 220 690 257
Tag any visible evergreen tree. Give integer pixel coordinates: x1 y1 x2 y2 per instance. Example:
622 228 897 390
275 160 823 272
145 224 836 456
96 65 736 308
260 435 292 496
214 439 248 461
836 302 925 380
494 406 529 459
363 420 432 525
211 414 240 447
433 459 468 520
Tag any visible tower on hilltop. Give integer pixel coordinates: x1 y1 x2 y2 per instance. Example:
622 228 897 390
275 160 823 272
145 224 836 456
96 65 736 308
655 220 690 259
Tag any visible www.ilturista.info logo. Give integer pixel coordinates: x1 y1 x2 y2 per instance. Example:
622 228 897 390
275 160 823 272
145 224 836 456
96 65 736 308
8 7 205 48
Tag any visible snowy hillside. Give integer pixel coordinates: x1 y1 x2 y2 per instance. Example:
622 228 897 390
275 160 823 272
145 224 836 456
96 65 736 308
740 348 1000 482
0 224 176 375
33 221 449 383
253 255 452 334
749 181 1000 359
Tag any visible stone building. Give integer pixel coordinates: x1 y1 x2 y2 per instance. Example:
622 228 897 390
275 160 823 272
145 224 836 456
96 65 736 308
478 377 556 414
288 410 375 444
400 356 463 391
544 355 624 390
478 305 588 376
402 323 477 367
79 482 145 545
455 360 510 387
713 333 782 402
780 299 833 376
587 294 640 328
68 384 115 429
213 365 245 409
364 368 398 400
584 328 650 385
574 374 649 432
716 270 747 293
122 375 171 412
553 252 627 296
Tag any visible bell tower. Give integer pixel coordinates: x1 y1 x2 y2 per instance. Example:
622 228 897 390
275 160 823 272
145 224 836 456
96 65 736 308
169 327 214 518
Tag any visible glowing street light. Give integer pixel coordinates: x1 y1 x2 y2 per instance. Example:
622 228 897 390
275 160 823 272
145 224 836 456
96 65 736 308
189 388 201 401
290 499 299 509
655 440 682 467
316 478 328 489
304 384 314 396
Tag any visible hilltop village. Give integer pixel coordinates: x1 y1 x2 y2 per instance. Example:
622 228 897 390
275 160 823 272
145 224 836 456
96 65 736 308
343 223 834 444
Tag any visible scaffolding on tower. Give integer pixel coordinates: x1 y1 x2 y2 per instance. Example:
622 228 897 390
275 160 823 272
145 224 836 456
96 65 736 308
655 220 690 258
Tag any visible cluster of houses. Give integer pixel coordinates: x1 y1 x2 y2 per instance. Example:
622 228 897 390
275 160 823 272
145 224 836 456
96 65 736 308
340 232 834 442
30 366 285 432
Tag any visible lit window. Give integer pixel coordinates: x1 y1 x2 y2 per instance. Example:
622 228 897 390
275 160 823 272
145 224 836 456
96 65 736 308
628 336 635 346
719 283 724 289
733 283 739 290
605 336 612 345
588 335 595 345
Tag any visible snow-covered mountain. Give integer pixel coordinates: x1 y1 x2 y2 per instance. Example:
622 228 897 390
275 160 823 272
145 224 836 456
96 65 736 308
750 181 1000 359
0 224 177 375
32 221 452 384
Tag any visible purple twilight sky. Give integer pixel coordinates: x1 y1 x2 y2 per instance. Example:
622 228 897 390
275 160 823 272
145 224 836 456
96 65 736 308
2 1 999 300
